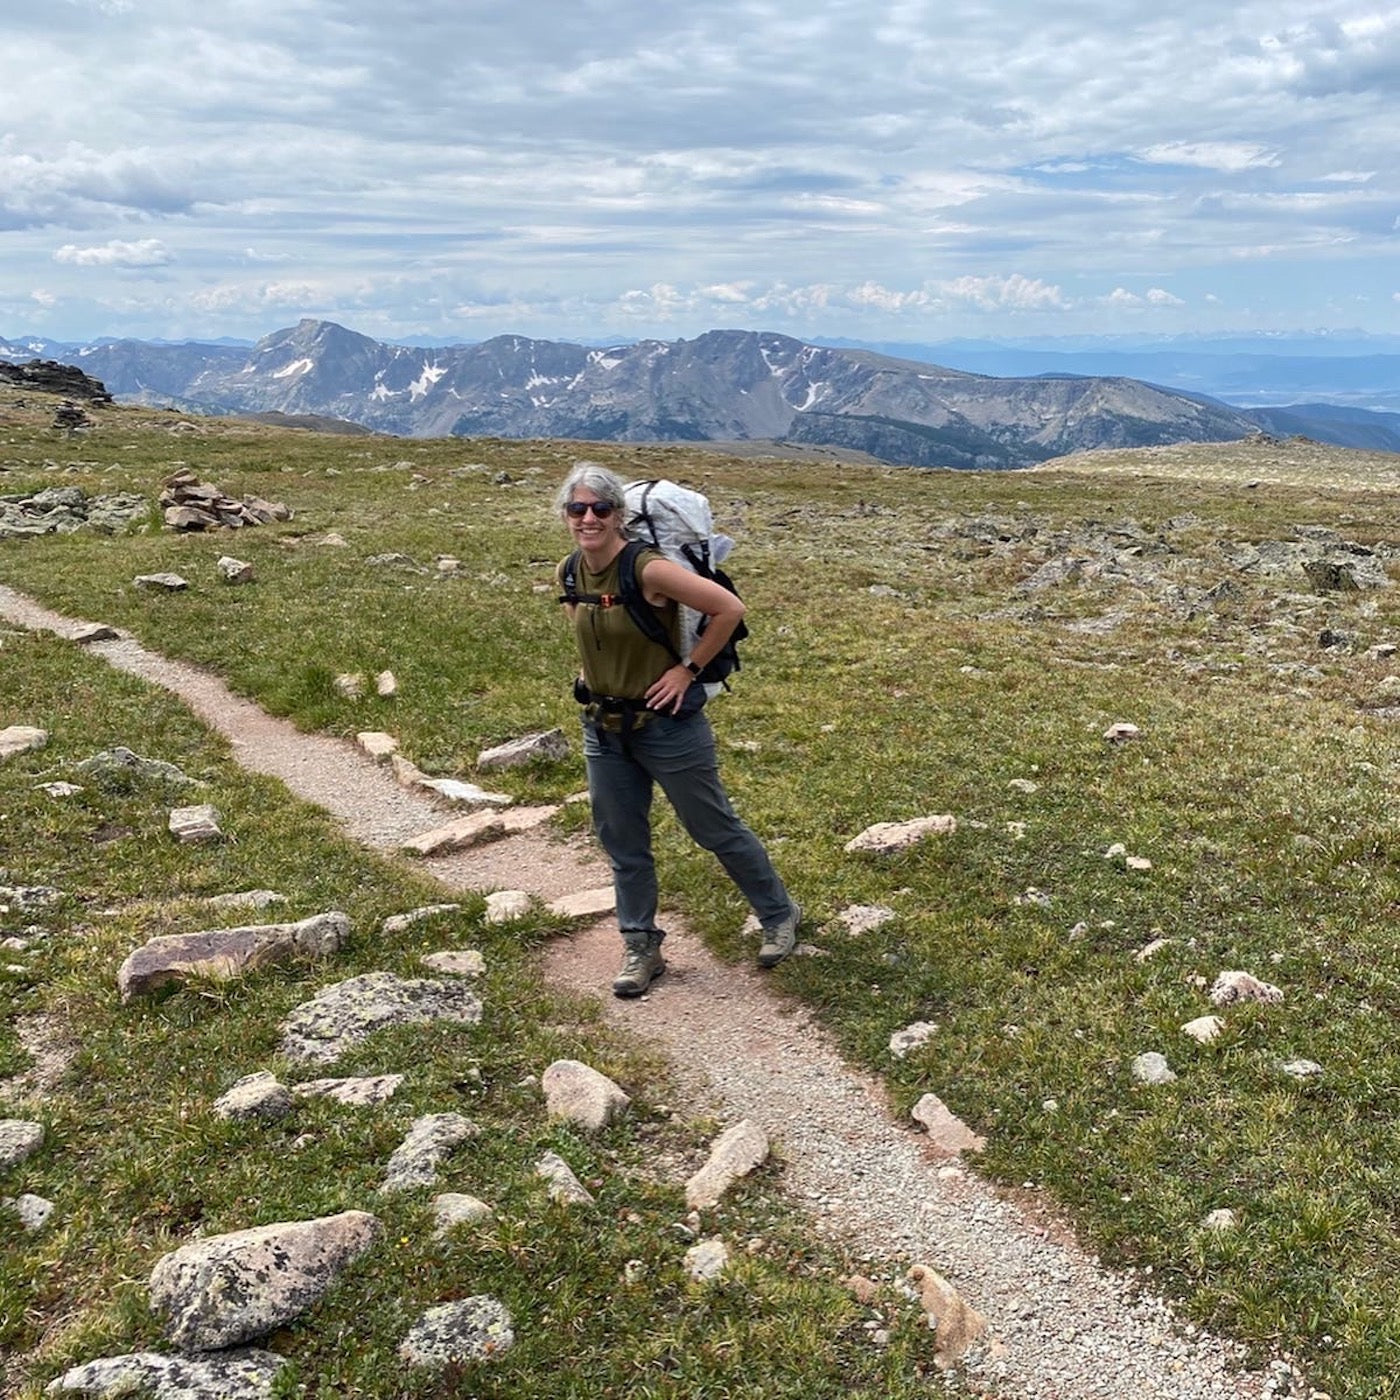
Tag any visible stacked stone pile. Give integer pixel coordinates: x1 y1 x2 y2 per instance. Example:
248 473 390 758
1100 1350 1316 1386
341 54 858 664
160 470 290 531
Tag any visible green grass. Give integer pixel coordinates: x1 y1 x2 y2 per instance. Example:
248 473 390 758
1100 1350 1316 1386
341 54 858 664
8 395 1400 1393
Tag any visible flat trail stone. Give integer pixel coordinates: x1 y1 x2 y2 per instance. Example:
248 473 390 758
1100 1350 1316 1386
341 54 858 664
0 583 1282 1400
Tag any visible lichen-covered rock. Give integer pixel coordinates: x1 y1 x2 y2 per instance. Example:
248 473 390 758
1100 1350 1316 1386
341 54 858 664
118 912 351 1001
889 1021 938 1059
1131 1051 1177 1085
382 1113 479 1192
542 1060 630 1132
45 1348 288 1398
213 1073 294 1121
1209 970 1284 1005
0 1119 44 1168
398 1296 514 1367
149 1211 379 1352
432 1193 493 1234
279 972 483 1064
291 1074 404 1106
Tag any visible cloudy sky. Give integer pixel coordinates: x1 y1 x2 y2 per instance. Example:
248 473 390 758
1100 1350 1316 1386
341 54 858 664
4 0 1400 346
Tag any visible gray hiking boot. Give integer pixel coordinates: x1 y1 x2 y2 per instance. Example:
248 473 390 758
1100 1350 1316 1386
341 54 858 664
757 901 802 968
613 931 665 998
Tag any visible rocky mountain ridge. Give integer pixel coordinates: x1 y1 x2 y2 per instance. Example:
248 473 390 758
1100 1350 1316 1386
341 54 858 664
5 322 1396 466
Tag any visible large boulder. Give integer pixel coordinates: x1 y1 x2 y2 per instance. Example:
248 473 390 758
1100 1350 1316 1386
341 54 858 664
149 1211 379 1352
45 1348 288 1399
279 972 482 1064
117 912 351 1001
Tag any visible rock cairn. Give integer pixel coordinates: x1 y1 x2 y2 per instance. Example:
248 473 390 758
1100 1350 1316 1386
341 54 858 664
160 470 290 531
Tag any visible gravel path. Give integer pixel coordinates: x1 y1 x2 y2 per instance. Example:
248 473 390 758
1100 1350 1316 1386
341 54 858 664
0 585 1307 1400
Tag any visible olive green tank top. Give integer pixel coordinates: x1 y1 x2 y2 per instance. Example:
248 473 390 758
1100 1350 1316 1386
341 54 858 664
558 548 680 700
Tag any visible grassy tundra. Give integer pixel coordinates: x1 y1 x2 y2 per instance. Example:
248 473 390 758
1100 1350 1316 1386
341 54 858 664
5 394 1400 1396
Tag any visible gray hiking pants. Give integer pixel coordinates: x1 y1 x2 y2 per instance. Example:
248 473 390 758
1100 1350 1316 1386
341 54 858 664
582 712 792 939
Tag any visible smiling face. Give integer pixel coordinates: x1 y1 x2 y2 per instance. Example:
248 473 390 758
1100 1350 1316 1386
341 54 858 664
565 489 625 554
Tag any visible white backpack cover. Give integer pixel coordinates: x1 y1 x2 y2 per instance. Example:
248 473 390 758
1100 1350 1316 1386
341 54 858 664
624 478 740 694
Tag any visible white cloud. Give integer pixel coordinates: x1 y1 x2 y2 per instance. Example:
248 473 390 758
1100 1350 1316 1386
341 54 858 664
31 288 57 307
5 0 1400 341
1135 142 1281 173
53 238 172 267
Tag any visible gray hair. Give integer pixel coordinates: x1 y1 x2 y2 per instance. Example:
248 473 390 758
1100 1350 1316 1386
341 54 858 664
553 460 629 521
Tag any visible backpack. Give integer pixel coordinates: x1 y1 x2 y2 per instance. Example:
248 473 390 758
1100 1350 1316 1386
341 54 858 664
558 478 748 693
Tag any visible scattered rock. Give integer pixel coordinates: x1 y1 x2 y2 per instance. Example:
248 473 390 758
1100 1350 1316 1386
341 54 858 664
844 815 957 855
545 886 616 919
134 572 190 592
333 673 364 698
45 1348 289 1399
401 804 557 857
148 1210 380 1352
118 911 351 1001
1135 938 1171 962
0 726 47 760
383 1113 480 1192
381 904 460 935
0 1119 44 1167
432 1193 494 1234
1008 778 1039 794
213 1072 294 1121
74 747 193 787
1279 1058 1323 1080
279 971 483 1064
290 1075 404 1106
420 950 486 978
542 1059 630 1132
1181 1016 1225 1045
908 1264 988 1366
484 890 533 923
398 1296 514 1368
476 729 569 770
536 1150 594 1205
685 1238 730 1281
1131 1052 1177 1085
911 1093 986 1154
416 777 513 806
217 556 254 584
686 1119 769 1209
889 1021 938 1059
1104 722 1140 743
38 780 83 798
168 804 223 843
375 670 397 698
1202 1208 1239 1232
1209 970 1284 1005
6 1192 54 1231
838 904 896 936
356 731 398 760
69 622 119 644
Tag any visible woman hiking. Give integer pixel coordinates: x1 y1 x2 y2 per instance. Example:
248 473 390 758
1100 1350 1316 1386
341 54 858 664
554 461 801 997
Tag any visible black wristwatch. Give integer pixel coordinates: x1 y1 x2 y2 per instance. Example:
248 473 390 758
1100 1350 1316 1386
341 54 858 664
685 660 702 676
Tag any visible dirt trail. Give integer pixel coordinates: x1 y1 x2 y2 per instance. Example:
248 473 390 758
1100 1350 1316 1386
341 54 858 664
0 584 1294 1400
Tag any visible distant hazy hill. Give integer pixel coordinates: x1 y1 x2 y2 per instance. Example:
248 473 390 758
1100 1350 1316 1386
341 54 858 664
4 322 1397 466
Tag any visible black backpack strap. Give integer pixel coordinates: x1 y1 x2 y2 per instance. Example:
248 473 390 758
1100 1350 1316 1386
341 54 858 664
617 540 684 664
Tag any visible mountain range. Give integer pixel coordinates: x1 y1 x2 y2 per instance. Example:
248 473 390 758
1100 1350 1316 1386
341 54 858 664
4 321 1398 468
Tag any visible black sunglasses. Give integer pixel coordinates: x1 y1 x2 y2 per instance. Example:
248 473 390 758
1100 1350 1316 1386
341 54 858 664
565 500 616 518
